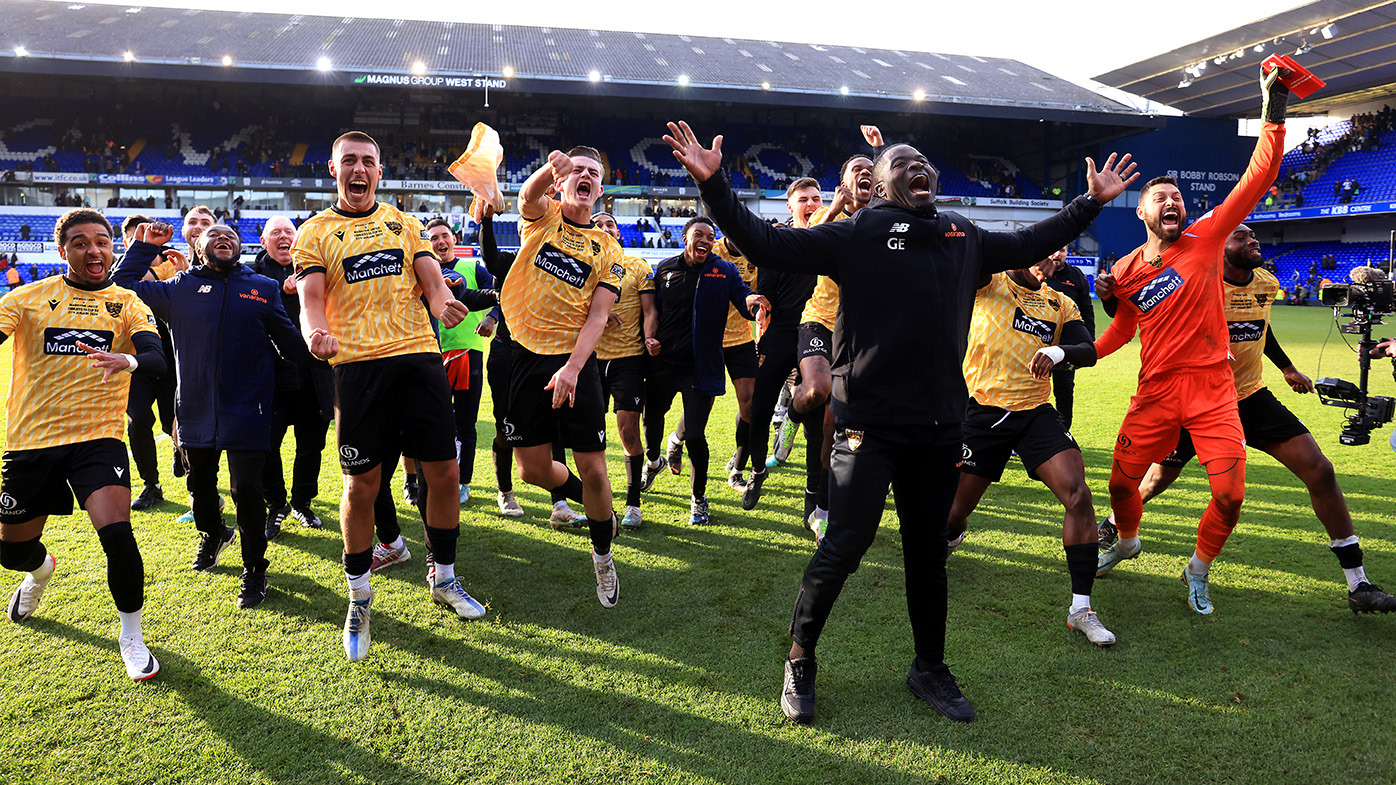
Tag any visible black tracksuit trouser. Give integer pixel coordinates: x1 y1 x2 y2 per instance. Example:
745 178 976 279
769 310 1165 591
185 447 269 572
789 421 960 664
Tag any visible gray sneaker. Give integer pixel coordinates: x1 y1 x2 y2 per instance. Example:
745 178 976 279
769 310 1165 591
1096 537 1142 577
1067 608 1116 647
1182 568 1213 615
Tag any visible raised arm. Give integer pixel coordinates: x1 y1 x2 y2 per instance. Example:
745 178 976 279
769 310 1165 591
519 152 571 221
1205 70 1289 233
112 228 177 321
980 154 1135 275
666 121 845 277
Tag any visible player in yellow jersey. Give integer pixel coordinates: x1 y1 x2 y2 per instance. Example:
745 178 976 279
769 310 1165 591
592 213 657 530
1098 225 1396 614
794 149 876 538
946 257 1113 647
0 209 167 680
293 131 482 661
498 145 624 607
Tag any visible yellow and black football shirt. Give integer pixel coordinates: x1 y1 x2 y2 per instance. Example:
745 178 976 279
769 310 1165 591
799 207 848 331
714 237 758 347
501 200 624 356
292 202 439 366
0 276 157 451
596 255 656 361
1224 267 1280 401
964 272 1083 411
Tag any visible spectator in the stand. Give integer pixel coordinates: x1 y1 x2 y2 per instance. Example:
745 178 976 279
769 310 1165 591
19 223 30 241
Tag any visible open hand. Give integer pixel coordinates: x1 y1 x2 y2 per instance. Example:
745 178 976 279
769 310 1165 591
663 121 723 183
1084 153 1139 205
860 125 884 147
77 341 132 383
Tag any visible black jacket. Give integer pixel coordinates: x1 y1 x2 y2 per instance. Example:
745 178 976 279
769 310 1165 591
248 250 334 421
652 252 755 396
698 174 1102 426
115 241 311 450
1045 263 1095 337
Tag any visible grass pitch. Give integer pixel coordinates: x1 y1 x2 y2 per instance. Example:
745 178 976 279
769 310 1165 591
1 303 1394 784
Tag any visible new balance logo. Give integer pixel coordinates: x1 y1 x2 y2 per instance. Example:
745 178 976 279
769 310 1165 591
43 328 114 355
890 223 910 233
198 285 212 293
344 249 405 283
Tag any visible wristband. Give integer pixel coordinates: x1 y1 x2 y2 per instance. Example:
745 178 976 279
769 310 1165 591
1035 346 1066 366
121 354 138 373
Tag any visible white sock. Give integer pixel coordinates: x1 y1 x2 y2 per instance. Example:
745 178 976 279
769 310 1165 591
1119 536 1140 551
592 550 612 565
1343 566 1368 593
1188 553 1211 575
390 535 406 551
118 609 142 639
1069 594 1092 614
434 561 455 584
347 571 371 593
31 553 55 581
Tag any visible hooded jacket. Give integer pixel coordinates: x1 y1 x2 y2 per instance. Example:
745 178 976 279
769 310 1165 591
698 173 1102 425
114 240 311 450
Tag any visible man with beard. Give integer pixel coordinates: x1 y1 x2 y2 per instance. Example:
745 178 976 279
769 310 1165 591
665 120 1133 724
294 131 483 661
250 216 334 539
794 149 876 537
1041 247 1094 430
1 209 166 680
945 256 1110 647
644 217 767 524
489 146 624 608
1093 69 1289 616
1096 225 1396 614
115 221 307 610
592 213 658 530
737 178 821 511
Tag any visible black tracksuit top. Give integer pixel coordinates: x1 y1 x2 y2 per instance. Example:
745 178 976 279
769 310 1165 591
698 174 1102 426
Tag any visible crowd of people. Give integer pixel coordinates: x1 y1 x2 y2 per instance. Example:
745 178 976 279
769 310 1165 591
4 70 1396 729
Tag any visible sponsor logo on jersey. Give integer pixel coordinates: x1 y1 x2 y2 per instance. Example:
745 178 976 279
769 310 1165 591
1012 308 1057 344
43 327 114 355
944 221 966 238
533 243 593 289
1228 320 1265 343
1129 267 1185 314
344 249 405 283
105 301 123 318
611 263 625 279
958 444 974 468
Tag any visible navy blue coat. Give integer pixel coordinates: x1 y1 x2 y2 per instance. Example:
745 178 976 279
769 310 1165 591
114 240 310 451
653 253 754 396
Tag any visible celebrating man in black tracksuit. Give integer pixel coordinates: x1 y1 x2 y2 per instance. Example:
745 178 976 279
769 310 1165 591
116 221 311 609
665 121 1136 724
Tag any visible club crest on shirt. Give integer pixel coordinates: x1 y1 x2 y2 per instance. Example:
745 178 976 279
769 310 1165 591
1256 293 1269 305
386 221 403 236
105 301 123 318
845 429 864 452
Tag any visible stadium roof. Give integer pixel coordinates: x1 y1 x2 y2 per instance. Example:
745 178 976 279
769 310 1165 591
0 0 1155 125
1093 0 1396 117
